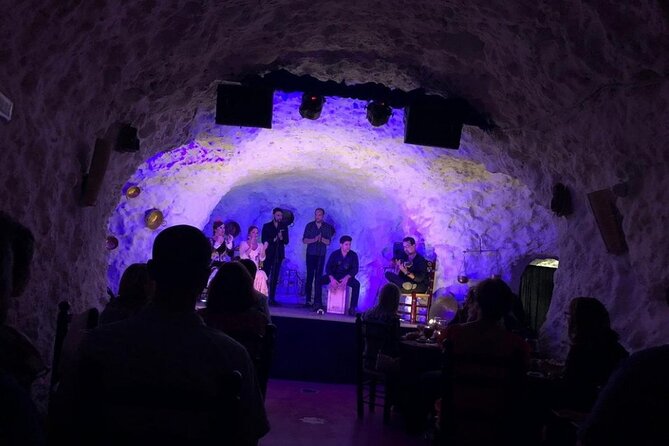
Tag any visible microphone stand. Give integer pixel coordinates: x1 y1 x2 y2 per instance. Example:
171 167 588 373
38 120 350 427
314 229 326 310
270 224 284 303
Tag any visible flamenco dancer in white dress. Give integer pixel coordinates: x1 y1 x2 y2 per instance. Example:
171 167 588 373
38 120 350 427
239 225 269 295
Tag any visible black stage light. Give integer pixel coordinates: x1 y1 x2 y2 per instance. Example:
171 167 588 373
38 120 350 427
366 100 392 126
299 93 325 120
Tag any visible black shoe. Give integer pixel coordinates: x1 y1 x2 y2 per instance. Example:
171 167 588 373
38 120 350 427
348 308 357 317
303 302 313 308
312 305 324 313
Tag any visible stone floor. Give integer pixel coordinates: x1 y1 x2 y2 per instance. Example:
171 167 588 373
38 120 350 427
261 379 431 446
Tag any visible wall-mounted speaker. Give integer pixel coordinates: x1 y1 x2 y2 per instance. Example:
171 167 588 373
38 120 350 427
81 138 111 207
115 124 140 153
587 188 628 255
551 183 573 216
404 96 463 149
216 84 274 129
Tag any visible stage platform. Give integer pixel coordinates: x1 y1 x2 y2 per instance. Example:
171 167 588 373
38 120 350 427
268 294 416 384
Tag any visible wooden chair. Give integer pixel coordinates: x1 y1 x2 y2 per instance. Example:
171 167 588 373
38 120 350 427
355 314 400 424
397 259 436 324
49 301 99 399
225 323 277 399
438 340 527 445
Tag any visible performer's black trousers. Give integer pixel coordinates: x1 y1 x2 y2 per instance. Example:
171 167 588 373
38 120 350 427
385 271 428 293
265 254 283 301
314 275 360 309
305 254 326 304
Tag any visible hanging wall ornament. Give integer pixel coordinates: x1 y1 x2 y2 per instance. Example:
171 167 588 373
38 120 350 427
144 209 164 230
105 235 119 250
126 185 141 198
457 251 469 284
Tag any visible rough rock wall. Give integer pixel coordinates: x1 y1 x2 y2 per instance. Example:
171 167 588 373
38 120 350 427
0 0 667 373
107 93 557 311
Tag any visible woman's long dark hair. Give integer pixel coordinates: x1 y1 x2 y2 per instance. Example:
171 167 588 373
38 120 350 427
207 261 257 313
568 297 619 346
365 283 401 320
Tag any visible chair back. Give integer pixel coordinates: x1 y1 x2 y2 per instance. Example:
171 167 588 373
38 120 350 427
439 339 527 444
50 302 99 397
355 314 400 372
225 323 277 398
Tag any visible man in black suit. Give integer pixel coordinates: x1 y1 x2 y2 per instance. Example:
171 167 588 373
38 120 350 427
261 208 289 304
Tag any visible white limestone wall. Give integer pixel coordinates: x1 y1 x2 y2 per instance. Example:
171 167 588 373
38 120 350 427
0 0 666 381
108 93 556 309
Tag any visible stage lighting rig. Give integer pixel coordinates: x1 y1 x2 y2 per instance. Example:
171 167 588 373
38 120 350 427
299 93 325 120
366 100 392 126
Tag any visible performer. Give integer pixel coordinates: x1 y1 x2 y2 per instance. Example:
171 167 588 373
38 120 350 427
210 220 234 266
302 208 335 307
315 235 360 316
261 208 289 304
239 226 269 295
384 236 429 292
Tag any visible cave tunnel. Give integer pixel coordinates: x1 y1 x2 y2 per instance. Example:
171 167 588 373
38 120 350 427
1 2 668 440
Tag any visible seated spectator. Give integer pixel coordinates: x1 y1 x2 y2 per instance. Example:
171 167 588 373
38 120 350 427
435 278 530 444
238 258 272 322
529 297 629 444
578 344 669 446
99 263 153 325
0 212 46 446
560 297 628 411
67 225 268 445
361 283 402 371
448 287 477 325
199 261 270 339
363 283 401 324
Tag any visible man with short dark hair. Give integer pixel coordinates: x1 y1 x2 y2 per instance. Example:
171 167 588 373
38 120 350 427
314 235 360 316
302 208 334 307
71 225 268 444
384 236 429 292
262 208 289 304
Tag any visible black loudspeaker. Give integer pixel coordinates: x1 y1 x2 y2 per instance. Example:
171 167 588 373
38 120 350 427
81 138 111 207
115 124 139 153
404 96 463 149
587 188 628 255
216 84 274 128
551 183 573 216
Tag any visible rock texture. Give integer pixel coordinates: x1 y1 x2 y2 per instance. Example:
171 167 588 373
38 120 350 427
0 0 668 377
108 93 556 310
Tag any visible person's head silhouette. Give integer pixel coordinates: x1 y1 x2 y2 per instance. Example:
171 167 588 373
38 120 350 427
147 225 211 311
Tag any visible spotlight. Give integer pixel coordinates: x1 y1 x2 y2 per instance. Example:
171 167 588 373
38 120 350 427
299 93 325 120
366 100 392 126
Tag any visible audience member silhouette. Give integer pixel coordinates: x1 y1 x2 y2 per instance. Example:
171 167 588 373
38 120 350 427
99 263 153 325
577 344 669 446
421 279 530 443
560 297 628 411
363 283 401 325
199 261 270 339
361 283 402 370
67 225 268 445
238 258 272 322
0 212 46 446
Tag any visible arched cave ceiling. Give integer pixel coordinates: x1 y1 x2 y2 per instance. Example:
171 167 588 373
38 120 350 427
0 0 667 365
